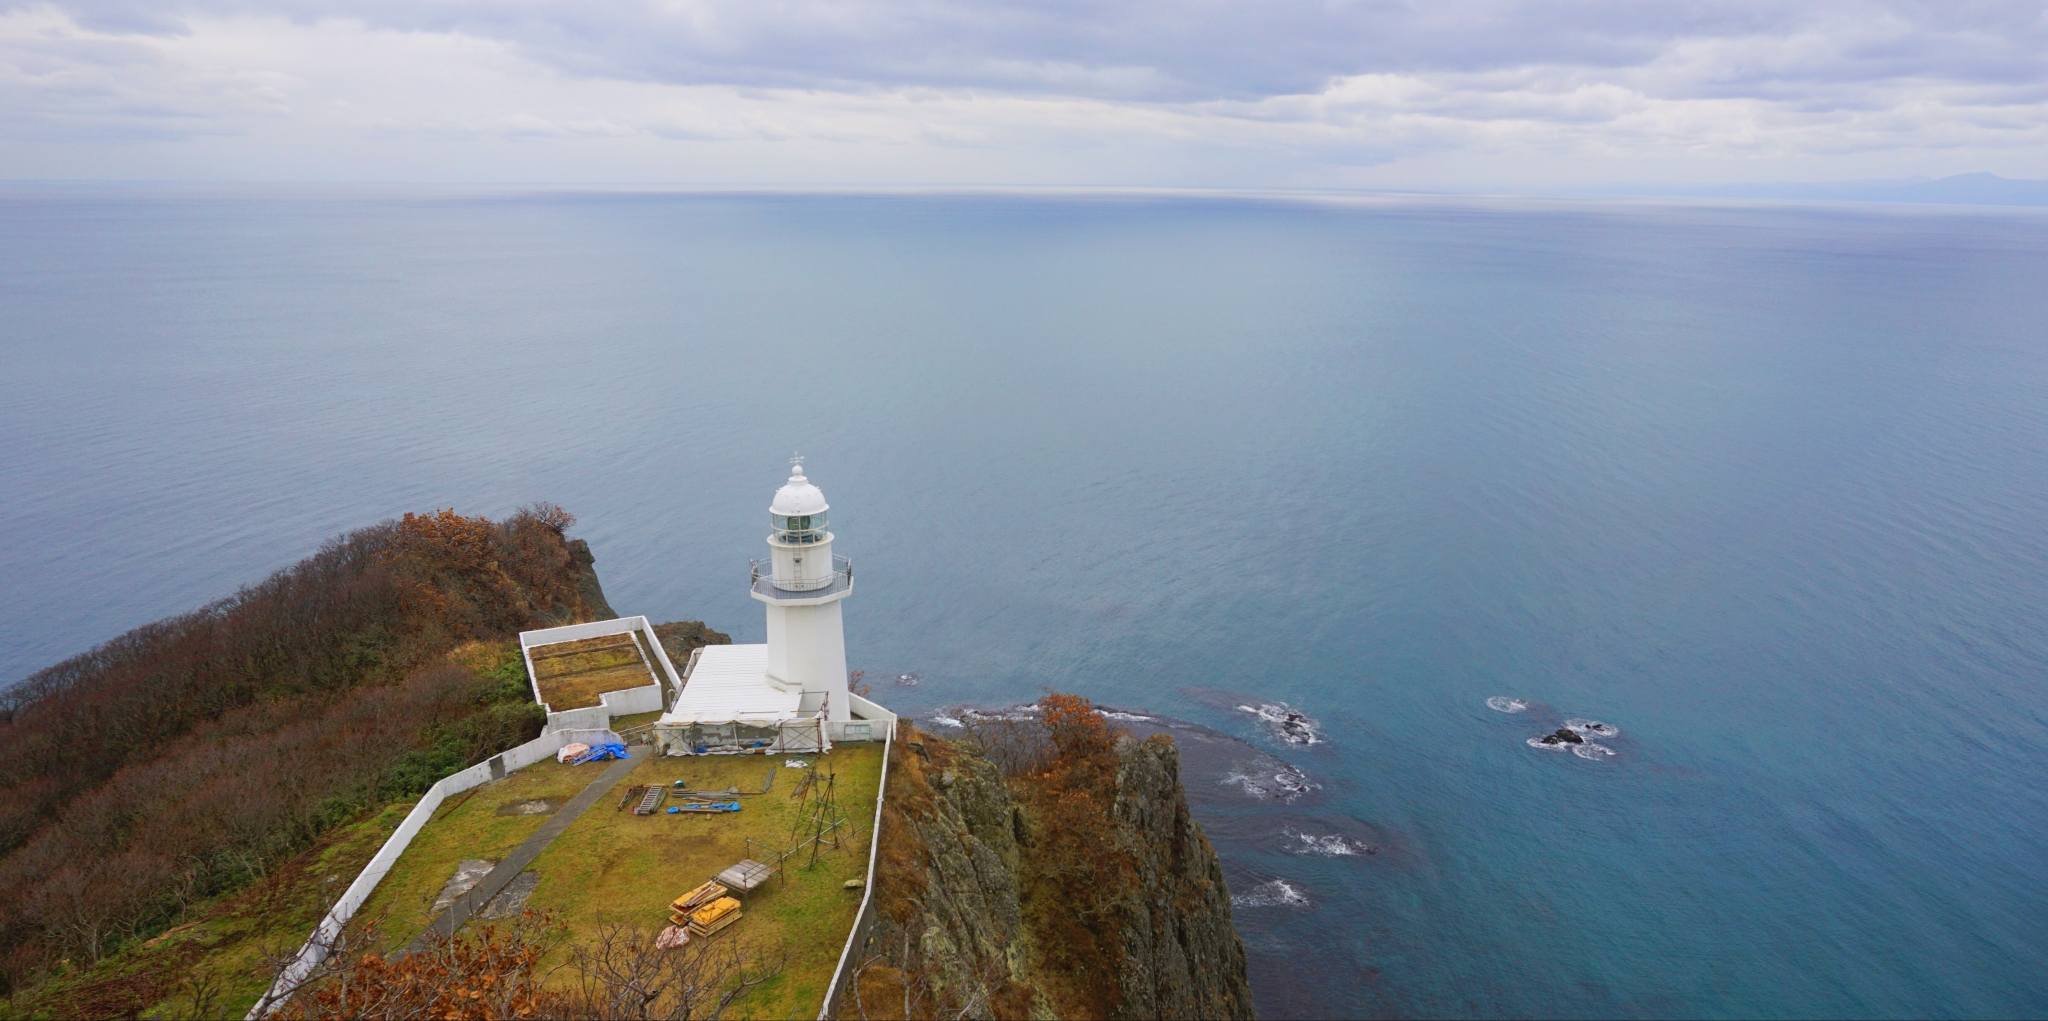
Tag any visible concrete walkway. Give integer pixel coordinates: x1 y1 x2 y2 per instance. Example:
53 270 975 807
405 745 647 952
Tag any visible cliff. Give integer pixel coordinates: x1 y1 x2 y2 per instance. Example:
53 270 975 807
565 538 617 620
865 725 1255 1020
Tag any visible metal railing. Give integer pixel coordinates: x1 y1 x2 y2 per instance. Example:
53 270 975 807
750 555 853 599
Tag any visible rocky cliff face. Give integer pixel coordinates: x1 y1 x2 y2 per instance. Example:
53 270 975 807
867 728 1254 1021
1102 735 1254 1020
565 538 616 620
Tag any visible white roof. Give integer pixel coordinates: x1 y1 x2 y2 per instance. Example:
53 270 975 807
770 467 829 516
660 644 801 724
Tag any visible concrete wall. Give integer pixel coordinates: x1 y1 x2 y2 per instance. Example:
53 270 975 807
521 615 685 734
819 723 895 1021
545 705 611 733
598 682 664 717
246 726 621 1019
520 615 686 709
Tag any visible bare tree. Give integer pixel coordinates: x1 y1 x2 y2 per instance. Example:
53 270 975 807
563 922 790 1021
848 927 1008 1021
952 713 1050 778
259 910 568 1020
259 914 791 1021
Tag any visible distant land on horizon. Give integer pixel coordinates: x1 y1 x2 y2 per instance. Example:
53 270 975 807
1549 172 2048 208
4 174 2048 209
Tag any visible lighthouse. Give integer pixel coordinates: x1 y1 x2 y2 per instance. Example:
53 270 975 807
753 460 853 723
653 459 892 753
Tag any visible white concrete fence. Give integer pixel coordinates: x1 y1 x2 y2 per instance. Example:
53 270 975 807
818 721 895 1021
245 726 624 1019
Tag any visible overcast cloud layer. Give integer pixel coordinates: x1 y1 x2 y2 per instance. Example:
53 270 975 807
3 0 2046 186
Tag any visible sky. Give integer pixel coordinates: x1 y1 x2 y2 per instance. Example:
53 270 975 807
3 0 2047 188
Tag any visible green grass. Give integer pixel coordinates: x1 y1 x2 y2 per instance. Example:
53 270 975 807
334 744 883 1019
610 709 665 731
520 744 882 1018
348 758 606 950
530 635 658 710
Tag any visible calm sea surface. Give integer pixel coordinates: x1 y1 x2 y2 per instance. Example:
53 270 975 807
4 189 2046 1018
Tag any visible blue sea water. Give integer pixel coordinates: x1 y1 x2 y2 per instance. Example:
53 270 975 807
4 188 2047 1018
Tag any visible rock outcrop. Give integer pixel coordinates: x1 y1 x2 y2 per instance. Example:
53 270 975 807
566 538 617 620
1103 735 1254 1020
867 727 1254 1020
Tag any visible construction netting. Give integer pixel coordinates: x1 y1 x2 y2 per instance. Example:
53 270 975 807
653 717 827 756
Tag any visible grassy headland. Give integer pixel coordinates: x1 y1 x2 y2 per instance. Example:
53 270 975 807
0 506 600 1015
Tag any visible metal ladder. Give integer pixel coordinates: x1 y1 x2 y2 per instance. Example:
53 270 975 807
634 786 665 815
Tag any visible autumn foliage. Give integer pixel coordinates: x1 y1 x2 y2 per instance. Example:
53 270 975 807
890 693 1136 1019
270 911 787 1021
275 915 569 1021
0 505 593 996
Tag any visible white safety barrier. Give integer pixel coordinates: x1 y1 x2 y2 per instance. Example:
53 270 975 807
818 722 895 1020
244 727 623 1018
544 704 611 733
599 682 664 717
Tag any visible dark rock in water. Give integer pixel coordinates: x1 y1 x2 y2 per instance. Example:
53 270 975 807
1554 728 1584 744
1539 734 1563 745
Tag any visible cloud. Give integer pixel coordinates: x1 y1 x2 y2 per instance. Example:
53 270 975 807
0 0 2045 183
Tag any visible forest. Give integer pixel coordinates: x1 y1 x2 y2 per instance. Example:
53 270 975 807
0 504 598 1007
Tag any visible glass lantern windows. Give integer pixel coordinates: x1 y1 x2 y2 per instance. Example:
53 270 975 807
771 511 828 544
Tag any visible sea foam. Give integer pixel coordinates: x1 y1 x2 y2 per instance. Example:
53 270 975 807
1232 878 1312 908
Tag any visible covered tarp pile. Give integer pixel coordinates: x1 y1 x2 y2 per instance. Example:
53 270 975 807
556 742 590 763
571 742 630 764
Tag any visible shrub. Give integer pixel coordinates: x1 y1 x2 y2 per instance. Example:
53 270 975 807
0 507 590 994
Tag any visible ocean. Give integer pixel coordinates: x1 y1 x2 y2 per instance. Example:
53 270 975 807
3 187 2045 1018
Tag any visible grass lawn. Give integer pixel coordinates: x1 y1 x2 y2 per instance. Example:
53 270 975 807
332 743 884 1019
610 709 664 731
530 634 659 710
348 758 612 950
521 743 883 1019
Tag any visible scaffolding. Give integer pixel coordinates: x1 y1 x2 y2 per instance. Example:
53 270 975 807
651 714 828 756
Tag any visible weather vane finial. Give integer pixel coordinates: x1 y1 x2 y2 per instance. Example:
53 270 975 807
790 452 805 475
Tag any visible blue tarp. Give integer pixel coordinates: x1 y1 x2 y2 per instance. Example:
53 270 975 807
573 743 630 765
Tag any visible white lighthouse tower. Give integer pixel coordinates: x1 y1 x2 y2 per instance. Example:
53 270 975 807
654 458 892 752
752 459 853 723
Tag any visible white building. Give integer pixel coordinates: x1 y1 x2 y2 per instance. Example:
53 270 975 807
653 462 895 754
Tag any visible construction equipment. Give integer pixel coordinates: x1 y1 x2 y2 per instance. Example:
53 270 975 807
633 786 666 815
673 801 741 814
715 859 777 901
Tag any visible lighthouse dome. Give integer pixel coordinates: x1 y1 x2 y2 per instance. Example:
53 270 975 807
770 467 829 516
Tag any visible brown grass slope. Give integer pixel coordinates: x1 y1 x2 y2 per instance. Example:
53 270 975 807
0 504 595 1003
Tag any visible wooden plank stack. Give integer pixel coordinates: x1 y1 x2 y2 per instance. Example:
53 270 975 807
668 882 727 926
685 896 743 938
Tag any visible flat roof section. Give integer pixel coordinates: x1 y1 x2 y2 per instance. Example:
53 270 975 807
663 643 800 723
530 633 658 710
